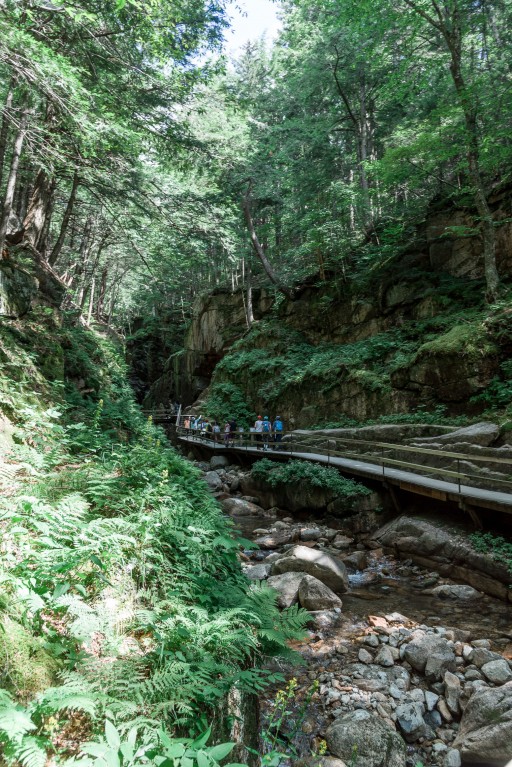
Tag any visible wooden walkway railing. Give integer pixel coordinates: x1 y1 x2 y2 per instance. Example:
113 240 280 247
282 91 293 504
175 427 512 516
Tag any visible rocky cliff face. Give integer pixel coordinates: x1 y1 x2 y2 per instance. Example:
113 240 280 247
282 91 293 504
146 194 512 425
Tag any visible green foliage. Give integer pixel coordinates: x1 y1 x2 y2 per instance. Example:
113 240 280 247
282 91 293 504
251 459 371 500
205 382 254 427
470 532 512 578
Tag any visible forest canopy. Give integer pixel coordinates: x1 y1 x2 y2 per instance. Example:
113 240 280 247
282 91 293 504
1 0 511 328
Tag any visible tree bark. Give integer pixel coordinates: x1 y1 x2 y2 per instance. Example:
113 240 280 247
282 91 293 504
0 105 29 256
0 80 15 192
22 169 56 253
242 186 293 299
49 169 80 265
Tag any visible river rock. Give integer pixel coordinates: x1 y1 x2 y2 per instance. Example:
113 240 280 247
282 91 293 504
221 497 264 516
403 630 456 680
253 530 294 549
453 681 512 764
375 645 395 667
266 572 305 608
480 659 512 684
326 710 406 767
358 648 373 664
431 584 481 601
271 545 349 593
300 527 323 541
245 563 271 581
298 574 342 610
295 757 348 767
210 455 231 470
444 671 461 715
204 471 222 489
469 647 503 667
443 749 461 767
396 701 428 742
341 551 367 570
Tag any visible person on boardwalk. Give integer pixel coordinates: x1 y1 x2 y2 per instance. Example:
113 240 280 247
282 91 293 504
262 416 272 451
254 415 263 448
273 415 283 449
212 421 221 443
229 418 237 447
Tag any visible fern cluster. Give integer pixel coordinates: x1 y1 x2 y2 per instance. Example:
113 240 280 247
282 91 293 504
0 391 308 767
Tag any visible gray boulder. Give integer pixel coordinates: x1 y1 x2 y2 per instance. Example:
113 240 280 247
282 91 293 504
266 572 305 608
326 710 406 767
298 575 342 611
431 584 480 601
271 545 349 593
375 645 395 667
221 497 264 516
417 422 499 447
395 701 428 742
253 530 294 549
469 647 503 668
453 681 512 764
204 471 222 490
403 630 456 680
480 659 512 685
210 455 231 470
245 564 271 581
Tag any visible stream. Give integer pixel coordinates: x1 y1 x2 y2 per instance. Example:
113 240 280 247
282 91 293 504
226 504 512 767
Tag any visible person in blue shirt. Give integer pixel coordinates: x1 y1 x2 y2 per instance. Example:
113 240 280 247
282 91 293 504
273 416 284 449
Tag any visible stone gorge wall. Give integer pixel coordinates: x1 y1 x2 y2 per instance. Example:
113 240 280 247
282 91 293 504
146 190 512 422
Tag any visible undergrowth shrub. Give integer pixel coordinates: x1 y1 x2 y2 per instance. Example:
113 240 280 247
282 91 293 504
251 459 371 500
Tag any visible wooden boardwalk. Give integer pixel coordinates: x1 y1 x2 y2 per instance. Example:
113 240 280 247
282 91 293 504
177 432 512 517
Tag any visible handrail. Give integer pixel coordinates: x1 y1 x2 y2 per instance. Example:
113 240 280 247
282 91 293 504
175 427 512 500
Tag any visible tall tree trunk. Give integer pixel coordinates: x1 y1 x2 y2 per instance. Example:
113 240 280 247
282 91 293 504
0 80 15 192
23 169 55 253
74 216 93 304
96 266 108 319
49 170 79 265
242 186 293 299
0 105 29 256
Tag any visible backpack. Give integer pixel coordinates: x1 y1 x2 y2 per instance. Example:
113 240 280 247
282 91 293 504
274 419 283 432
262 420 271 433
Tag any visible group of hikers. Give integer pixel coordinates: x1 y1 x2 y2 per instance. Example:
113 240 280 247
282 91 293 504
182 414 284 451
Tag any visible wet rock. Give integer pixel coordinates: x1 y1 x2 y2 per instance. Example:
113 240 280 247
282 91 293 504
245 564 271 580
300 527 322 541
480 659 512 684
332 535 354 550
298 574 343 611
341 551 368 570
403 630 456 680
273 521 290 530
266 572 305 608
326 710 406 767
453 681 512 764
396 701 428 742
431 584 481 601
253 530 294 549
229 477 240 492
204 471 223 490
271 545 349 593
221 497 265 516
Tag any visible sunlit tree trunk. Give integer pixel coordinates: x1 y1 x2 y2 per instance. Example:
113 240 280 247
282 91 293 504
0 104 29 256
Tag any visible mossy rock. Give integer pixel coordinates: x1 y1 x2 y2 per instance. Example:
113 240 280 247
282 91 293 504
0 616 59 699
417 323 498 359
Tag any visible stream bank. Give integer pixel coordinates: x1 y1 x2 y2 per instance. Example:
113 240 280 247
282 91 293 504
196 455 512 767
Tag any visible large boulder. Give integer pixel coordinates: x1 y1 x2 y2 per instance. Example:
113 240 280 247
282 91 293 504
266 572 305 608
326 710 406 767
453 682 512 764
204 471 222 490
298 575 342 610
210 455 231 470
416 422 499 447
430 584 480 601
271 545 349 593
220 497 264 516
403 630 456 681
